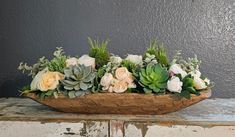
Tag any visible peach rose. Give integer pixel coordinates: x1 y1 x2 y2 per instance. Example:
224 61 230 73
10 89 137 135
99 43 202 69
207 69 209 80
30 69 64 91
112 80 128 93
115 67 130 80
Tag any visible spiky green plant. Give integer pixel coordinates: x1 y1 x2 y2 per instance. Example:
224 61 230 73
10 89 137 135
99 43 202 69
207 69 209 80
121 60 139 77
61 65 96 92
139 64 169 93
145 40 169 67
88 37 110 69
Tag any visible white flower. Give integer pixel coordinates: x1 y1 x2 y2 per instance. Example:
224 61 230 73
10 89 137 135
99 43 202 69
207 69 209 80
169 64 187 78
100 73 114 90
189 70 201 77
204 78 210 85
167 76 183 93
78 54 95 68
125 54 143 65
193 76 207 90
65 57 78 67
30 69 64 91
110 56 122 64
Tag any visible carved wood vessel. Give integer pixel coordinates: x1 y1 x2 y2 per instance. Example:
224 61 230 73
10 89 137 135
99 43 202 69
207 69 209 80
25 88 211 114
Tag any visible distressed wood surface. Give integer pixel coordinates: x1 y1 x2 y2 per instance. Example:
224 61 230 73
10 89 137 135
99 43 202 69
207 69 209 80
0 97 234 126
24 89 211 115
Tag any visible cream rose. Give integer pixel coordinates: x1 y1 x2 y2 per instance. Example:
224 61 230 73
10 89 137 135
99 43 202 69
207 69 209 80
125 54 143 65
167 76 183 93
112 80 128 93
189 70 201 78
65 57 78 67
193 76 207 90
115 67 130 80
110 56 122 64
78 54 95 68
30 69 64 91
204 78 210 85
169 64 187 78
100 73 114 91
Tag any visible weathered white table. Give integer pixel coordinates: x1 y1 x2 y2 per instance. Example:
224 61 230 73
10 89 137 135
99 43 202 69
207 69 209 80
0 98 234 137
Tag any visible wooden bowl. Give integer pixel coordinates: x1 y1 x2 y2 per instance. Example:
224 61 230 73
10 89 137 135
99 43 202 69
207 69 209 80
24 88 211 115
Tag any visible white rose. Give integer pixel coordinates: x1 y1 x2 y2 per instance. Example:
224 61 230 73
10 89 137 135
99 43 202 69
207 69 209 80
167 76 183 93
125 54 143 65
110 56 122 64
65 57 78 67
169 64 187 78
189 70 201 77
204 78 210 85
193 76 207 90
100 73 114 88
30 69 47 91
78 54 95 68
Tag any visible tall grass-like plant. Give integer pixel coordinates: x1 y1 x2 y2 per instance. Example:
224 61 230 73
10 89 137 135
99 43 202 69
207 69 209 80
88 37 110 69
145 40 169 67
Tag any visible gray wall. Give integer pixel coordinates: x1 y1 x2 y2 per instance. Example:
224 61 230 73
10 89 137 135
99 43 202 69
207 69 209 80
0 0 234 97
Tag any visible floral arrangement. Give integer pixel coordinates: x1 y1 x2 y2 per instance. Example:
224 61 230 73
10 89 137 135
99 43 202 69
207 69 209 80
18 38 212 99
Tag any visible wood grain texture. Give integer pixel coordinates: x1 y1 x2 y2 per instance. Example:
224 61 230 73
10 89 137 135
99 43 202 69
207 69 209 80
25 89 211 114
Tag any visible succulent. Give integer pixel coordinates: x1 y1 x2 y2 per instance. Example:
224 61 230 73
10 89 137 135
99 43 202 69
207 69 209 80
139 64 169 93
61 65 97 92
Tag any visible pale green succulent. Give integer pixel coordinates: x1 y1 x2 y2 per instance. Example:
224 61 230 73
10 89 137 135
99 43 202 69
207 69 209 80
139 64 169 93
61 65 96 91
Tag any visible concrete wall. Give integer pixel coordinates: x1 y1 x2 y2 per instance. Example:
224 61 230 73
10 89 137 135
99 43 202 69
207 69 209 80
0 0 234 97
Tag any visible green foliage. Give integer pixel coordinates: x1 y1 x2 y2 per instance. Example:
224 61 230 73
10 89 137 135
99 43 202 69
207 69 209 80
121 60 139 77
97 67 106 78
172 51 201 73
177 74 199 99
60 65 96 97
139 64 169 93
47 47 67 73
18 57 49 78
18 47 67 77
145 40 169 67
37 90 56 99
88 37 110 69
19 85 32 95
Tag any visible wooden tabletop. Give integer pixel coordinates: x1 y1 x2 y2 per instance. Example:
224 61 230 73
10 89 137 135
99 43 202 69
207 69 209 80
0 98 234 126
